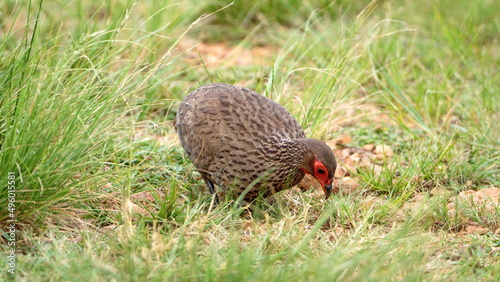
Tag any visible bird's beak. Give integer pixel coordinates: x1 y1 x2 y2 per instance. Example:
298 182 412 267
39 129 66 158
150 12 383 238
323 182 332 199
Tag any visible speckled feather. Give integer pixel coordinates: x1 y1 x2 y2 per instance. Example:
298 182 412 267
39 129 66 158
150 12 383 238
175 83 336 200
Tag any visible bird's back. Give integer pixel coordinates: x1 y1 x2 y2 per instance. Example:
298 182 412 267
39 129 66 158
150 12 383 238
176 84 304 163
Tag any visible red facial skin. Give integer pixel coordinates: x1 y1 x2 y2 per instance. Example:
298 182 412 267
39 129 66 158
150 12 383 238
313 160 331 186
301 158 333 198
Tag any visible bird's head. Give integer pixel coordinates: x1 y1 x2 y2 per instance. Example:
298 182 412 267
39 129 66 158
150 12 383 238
300 139 337 199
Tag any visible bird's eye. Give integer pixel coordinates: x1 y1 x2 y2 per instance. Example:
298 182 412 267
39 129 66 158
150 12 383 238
317 168 325 174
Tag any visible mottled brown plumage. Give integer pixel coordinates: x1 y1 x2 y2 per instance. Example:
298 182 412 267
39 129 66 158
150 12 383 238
175 83 336 201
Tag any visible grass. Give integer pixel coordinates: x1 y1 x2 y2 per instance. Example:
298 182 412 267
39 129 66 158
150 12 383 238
1 0 499 280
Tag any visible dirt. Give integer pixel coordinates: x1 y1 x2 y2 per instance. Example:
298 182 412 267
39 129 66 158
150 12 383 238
178 38 275 67
446 187 500 234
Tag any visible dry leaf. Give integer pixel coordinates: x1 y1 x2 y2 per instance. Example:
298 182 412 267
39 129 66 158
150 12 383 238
362 144 375 151
374 144 394 159
336 177 360 194
465 225 489 235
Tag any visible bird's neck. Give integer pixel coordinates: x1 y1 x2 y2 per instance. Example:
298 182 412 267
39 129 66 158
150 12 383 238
269 138 309 162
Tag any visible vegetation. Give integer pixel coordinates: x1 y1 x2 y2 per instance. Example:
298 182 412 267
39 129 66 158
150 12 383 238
1 0 498 280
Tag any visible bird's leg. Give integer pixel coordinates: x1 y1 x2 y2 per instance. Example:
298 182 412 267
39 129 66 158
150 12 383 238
203 177 219 205
205 179 216 194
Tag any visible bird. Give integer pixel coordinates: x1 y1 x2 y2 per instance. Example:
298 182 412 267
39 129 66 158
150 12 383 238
175 83 336 202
